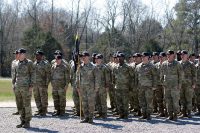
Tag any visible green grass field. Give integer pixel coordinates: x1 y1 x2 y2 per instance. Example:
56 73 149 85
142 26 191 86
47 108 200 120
0 78 72 101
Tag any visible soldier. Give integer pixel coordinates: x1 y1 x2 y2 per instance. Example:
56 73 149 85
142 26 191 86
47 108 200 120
151 52 160 113
179 50 196 118
155 52 167 117
51 50 68 66
11 50 20 115
76 51 98 124
14 48 33 128
33 50 51 116
135 52 157 120
95 54 110 118
195 54 200 115
51 55 70 116
113 53 131 119
161 50 183 121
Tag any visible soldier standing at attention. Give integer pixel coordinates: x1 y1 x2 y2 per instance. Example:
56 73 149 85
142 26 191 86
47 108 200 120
195 54 200 115
11 50 20 115
179 50 196 118
113 53 131 119
95 54 110 119
76 51 98 124
14 48 33 128
51 55 70 116
136 52 157 120
33 50 51 116
161 50 183 121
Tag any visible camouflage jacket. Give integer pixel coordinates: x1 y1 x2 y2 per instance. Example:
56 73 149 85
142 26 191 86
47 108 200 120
32 59 51 86
161 60 183 87
155 62 163 86
179 60 196 85
195 63 200 85
95 64 110 88
135 62 157 88
76 62 98 89
113 63 131 89
51 63 70 87
14 58 33 87
128 62 137 88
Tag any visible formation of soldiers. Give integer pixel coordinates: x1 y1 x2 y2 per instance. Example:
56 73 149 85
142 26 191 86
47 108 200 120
11 48 200 128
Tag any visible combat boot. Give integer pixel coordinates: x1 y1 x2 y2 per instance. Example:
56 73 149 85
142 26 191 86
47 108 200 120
34 110 42 116
12 112 19 115
195 107 200 116
22 121 30 128
146 113 151 120
173 113 177 121
166 112 173 120
138 112 147 120
59 110 65 116
52 110 60 116
179 110 188 118
80 118 89 123
88 118 94 124
16 120 25 128
187 110 192 118
116 114 124 119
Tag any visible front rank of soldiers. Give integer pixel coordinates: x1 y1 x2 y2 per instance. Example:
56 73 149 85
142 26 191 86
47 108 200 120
12 48 200 128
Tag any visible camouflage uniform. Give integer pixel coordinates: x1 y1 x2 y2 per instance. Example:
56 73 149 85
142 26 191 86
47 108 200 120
71 65 80 115
51 62 70 115
129 62 140 113
11 59 20 113
106 62 117 109
179 60 196 116
161 60 183 119
95 64 110 117
32 59 51 115
76 62 98 121
14 58 33 124
113 63 131 118
195 62 200 114
136 62 157 119
155 62 165 116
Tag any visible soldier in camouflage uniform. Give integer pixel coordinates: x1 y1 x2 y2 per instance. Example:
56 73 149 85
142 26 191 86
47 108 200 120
151 52 160 113
179 50 196 118
135 52 157 120
155 52 167 117
14 48 33 128
161 50 183 121
76 51 98 124
11 50 20 115
51 50 68 65
51 55 70 116
113 53 131 119
95 54 110 118
195 54 200 115
33 50 51 116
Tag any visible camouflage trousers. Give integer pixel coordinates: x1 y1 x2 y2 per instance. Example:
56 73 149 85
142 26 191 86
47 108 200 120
154 85 165 113
52 84 66 113
195 84 200 110
115 88 129 116
129 88 139 111
138 86 153 114
164 86 180 114
180 82 193 111
79 85 96 119
15 86 32 122
108 85 116 108
13 88 21 112
95 87 107 115
72 87 80 113
33 85 48 113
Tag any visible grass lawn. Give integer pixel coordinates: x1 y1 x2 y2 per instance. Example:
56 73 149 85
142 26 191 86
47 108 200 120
0 78 72 101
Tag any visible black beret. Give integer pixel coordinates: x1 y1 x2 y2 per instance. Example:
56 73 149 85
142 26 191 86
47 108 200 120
54 50 62 55
56 55 62 59
159 52 166 57
95 54 103 59
181 50 188 55
13 50 19 54
35 50 44 55
18 48 26 53
152 52 159 56
166 50 174 55
176 50 181 55
117 53 125 58
92 53 97 58
134 53 142 57
82 51 90 56
141 52 150 57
